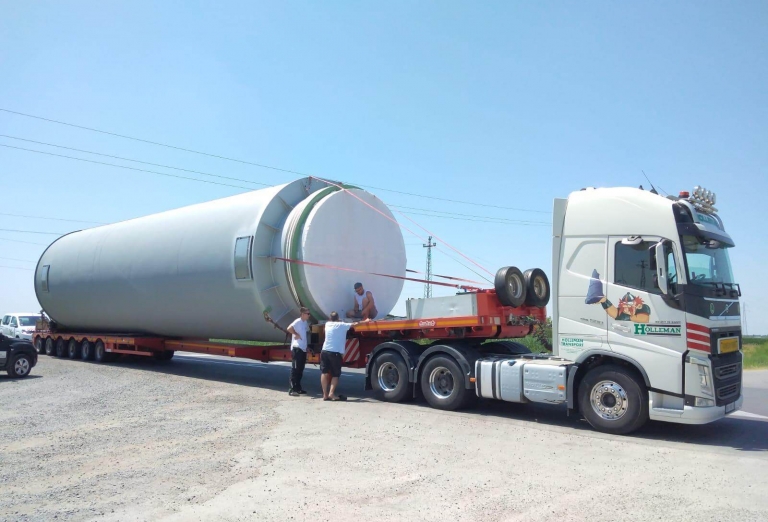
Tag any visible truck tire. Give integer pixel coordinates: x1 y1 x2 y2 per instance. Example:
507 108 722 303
81 340 94 361
94 340 108 363
494 266 526 308
44 337 55 356
153 351 174 362
523 268 550 307
68 339 81 359
420 355 472 411
578 365 648 435
371 351 411 403
34 337 44 354
55 337 67 358
8 353 32 378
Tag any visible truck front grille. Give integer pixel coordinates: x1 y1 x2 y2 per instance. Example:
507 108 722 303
716 383 739 402
714 363 740 379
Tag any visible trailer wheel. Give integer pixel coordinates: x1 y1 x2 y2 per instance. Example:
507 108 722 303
371 352 411 403
8 354 32 378
67 339 81 359
420 355 472 411
34 337 45 354
523 268 550 307
153 351 174 362
55 337 67 358
494 266 526 308
94 340 108 363
81 340 93 361
44 337 55 356
578 365 648 435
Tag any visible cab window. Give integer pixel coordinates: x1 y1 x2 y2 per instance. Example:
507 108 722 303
614 241 660 294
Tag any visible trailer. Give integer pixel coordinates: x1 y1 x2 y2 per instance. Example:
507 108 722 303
32 184 745 435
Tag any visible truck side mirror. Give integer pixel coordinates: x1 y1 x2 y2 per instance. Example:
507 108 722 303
655 242 668 295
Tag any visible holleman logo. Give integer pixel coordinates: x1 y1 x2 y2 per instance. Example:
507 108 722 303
634 323 682 336
418 320 436 328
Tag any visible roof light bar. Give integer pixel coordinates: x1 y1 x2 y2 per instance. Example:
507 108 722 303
687 186 718 213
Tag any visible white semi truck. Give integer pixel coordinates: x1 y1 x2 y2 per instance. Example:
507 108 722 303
35 183 742 435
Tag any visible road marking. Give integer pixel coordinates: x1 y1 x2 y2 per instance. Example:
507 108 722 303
731 410 768 420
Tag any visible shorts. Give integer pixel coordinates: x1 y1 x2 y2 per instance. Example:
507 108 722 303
348 308 378 319
320 350 343 377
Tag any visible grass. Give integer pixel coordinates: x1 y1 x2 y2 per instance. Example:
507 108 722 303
743 336 768 369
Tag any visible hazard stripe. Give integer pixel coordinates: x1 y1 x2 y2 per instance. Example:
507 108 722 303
687 339 710 352
688 332 710 344
342 339 360 363
687 323 710 334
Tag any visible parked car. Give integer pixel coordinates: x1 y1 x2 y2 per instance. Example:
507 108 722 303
0 313 41 340
0 333 37 377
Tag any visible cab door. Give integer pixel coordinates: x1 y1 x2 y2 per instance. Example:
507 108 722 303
606 236 687 396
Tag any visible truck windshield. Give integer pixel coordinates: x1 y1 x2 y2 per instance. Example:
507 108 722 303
681 235 735 285
19 316 39 326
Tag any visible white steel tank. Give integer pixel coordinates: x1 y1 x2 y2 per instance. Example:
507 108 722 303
34 178 406 341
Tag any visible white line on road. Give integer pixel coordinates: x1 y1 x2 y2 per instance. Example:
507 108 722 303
731 410 768 420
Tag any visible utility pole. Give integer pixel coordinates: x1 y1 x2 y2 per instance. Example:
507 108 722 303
423 236 436 298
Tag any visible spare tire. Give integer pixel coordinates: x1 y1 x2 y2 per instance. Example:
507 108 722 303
524 268 551 307
494 266 526 308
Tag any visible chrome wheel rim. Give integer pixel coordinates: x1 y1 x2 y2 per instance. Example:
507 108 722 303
533 276 546 298
590 380 629 421
507 275 523 299
14 357 30 376
429 366 455 399
377 362 400 392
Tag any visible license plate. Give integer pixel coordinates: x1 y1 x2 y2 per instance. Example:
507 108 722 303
725 402 735 414
719 338 739 354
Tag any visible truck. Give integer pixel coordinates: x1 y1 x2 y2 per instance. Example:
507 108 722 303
32 184 742 435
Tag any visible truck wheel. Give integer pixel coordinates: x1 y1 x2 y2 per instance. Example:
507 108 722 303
81 340 93 361
523 268 550 307
55 337 67 358
371 352 411 403
578 365 648 435
8 354 32 378
420 355 472 411
94 340 108 363
494 266 526 308
44 337 55 356
34 337 45 354
68 339 81 359
153 351 174 362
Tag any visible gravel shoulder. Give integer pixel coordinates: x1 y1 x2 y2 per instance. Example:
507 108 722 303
2 354 767 522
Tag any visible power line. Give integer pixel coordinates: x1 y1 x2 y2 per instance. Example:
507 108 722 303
0 228 67 235
0 212 107 225
0 265 34 271
397 210 550 226
0 108 552 215
0 237 47 246
0 135 271 187
0 144 257 191
390 204 551 225
0 256 34 263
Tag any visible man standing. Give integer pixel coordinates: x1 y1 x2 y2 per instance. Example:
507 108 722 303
346 282 378 320
321 311 368 401
287 307 311 396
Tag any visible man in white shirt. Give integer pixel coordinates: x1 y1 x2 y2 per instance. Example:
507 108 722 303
346 282 378 320
321 311 368 401
287 307 311 397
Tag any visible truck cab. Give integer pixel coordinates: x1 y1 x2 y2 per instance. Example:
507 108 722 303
552 186 742 428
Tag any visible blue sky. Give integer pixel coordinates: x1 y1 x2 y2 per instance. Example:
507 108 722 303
1 1 766 333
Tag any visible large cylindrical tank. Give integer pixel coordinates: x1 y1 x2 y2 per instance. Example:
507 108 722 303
34 178 407 341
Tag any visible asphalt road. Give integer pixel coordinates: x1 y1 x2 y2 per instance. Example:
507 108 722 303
742 369 768 417
2 352 767 522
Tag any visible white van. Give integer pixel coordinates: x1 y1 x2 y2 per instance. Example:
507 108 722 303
0 313 41 340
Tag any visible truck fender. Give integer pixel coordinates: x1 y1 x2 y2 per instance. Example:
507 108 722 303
364 341 424 390
415 343 482 390
567 350 651 410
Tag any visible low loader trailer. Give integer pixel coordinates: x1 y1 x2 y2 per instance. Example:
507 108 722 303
34 185 743 435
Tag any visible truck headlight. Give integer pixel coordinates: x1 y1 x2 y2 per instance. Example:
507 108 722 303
697 364 714 396
695 397 715 407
